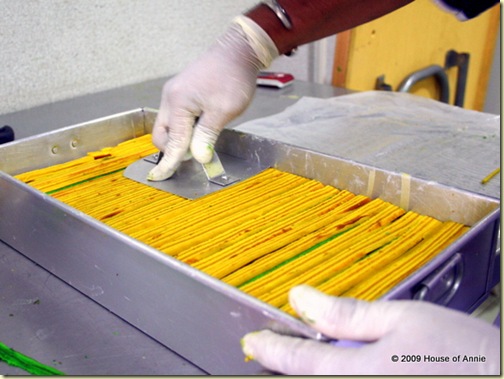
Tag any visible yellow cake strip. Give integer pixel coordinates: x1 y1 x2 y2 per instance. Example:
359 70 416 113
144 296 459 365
143 177 322 255
316 215 442 295
280 214 443 315
222 193 369 287
342 221 468 300
128 168 302 241
52 171 186 223
257 208 416 308
238 198 400 298
15 134 157 193
189 185 340 273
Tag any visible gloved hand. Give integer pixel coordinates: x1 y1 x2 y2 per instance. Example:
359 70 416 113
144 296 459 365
148 16 279 181
242 285 500 375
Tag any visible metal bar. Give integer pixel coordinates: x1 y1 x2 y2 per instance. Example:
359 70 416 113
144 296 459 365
397 65 450 103
445 50 470 107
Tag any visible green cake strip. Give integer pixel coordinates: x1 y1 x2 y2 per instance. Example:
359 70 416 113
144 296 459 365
237 227 354 288
0 341 65 375
45 168 126 195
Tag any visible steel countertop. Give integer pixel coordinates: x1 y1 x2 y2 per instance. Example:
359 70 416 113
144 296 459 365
0 78 499 375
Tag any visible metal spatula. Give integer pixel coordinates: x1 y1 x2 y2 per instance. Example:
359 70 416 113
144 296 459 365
123 150 265 200
201 150 239 186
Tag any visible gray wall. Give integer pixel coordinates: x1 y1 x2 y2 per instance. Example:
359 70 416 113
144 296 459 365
0 0 499 115
0 0 253 114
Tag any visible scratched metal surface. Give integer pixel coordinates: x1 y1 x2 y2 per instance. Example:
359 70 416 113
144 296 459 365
0 240 205 375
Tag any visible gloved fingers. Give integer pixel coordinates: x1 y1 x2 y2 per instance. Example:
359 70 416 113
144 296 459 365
151 110 170 152
148 111 195 181
241 330 367 375
182 150 193 161
147 153 180 182
190 90 252 164
289 285 403 341
190 123 220 164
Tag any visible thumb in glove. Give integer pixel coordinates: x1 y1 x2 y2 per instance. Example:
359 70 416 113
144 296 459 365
242 285 500 375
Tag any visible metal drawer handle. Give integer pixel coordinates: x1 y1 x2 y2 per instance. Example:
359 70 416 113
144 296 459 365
397 65 450 104
413 253 464 305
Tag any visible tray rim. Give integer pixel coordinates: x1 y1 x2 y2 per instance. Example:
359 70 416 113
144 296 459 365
0 108 500 374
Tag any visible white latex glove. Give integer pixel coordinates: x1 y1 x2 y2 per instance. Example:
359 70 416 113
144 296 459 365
148 16 279 181
242 285 500 375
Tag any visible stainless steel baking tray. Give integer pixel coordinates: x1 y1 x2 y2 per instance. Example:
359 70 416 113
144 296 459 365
0 108 500 374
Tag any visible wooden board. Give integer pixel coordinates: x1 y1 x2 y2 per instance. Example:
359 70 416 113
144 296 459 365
332 1 500 111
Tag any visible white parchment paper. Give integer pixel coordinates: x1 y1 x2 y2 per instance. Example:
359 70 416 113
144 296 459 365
236 91 500 197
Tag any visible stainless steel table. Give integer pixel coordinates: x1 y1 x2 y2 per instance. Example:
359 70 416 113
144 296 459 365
0 79 349 375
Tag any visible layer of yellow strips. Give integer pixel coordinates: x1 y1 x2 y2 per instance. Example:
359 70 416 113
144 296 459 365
15 134 469 316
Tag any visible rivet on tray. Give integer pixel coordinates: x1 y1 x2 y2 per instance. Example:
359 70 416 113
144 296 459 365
51 145 60 154
70 139 79 148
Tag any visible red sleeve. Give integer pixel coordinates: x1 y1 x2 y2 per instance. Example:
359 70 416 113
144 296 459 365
244 0 414 55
